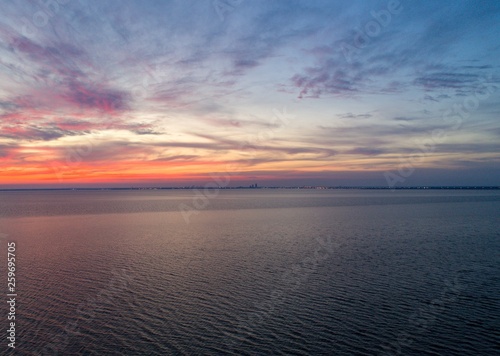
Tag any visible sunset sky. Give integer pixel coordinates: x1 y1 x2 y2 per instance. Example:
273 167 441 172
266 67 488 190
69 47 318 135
0 0 499 188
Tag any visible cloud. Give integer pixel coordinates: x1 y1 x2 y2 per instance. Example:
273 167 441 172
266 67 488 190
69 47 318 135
63 80 130 114
233 59 260 70
49 141 160 163
288 1 500 99
0 101 19 111
149 86 195 107
0 115 161 141
393 116 419 122
190 132 336 161
0 144 16 158
0 31 131 116
338 113 372 119
431 143 500 154
0 124 80 141
317 122 449 139
196 117 281 129
153 154 198 162
344 147 385 156
6 35 87 81
414 72 480 90
291 62 359 98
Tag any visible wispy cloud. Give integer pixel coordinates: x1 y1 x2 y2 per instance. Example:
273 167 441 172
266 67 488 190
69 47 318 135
0 0 499 186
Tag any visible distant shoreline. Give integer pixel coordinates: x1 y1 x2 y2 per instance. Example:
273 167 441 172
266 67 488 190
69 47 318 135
0 186 498 192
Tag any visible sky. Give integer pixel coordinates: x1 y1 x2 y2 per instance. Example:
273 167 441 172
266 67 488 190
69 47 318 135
0 0 499 188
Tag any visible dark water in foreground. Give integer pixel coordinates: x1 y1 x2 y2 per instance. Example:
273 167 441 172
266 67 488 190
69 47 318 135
0 190 499 355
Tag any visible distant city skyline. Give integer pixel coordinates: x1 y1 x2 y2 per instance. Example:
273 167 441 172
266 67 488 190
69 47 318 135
1 0 499 188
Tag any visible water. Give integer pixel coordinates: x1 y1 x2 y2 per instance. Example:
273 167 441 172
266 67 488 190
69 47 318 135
0 190 499 355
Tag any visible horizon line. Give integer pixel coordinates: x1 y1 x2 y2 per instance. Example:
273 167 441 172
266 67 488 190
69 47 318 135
1 186 499 192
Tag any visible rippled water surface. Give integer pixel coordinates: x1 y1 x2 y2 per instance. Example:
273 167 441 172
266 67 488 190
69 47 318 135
0 190 499 355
